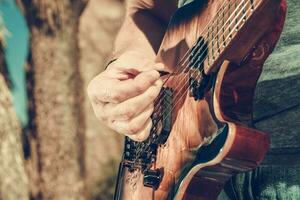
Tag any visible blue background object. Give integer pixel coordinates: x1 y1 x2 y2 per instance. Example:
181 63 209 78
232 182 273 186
0 0 29 127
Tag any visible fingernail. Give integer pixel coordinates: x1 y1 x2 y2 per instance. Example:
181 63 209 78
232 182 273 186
158 70 170 77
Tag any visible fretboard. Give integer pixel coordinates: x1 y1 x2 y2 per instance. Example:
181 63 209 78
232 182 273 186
190 0 262 68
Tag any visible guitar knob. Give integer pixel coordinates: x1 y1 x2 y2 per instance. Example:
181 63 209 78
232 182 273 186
143 169 162 190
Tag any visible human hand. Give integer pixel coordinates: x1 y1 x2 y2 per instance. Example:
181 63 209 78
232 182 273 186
87 52 163 141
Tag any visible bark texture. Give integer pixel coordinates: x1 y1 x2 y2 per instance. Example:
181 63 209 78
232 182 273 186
0 75 29 200
0 39 29 199
79 0 125 199
19 0 88 199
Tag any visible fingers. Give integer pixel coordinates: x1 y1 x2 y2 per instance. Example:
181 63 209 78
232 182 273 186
108 104 154 136
89 77 161 142
87 52 166 142
102 79 162 121
88 69 161 104
127 119 152 142
111 70 160 103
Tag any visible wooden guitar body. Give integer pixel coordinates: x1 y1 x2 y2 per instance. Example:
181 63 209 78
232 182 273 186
114 0 286 199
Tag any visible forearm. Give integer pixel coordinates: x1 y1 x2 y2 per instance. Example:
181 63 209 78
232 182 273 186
112 0 178 62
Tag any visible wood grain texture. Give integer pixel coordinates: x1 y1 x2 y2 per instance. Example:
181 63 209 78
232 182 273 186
117 0 286 199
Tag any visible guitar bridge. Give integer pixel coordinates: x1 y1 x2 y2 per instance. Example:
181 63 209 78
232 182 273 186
120 87 173 189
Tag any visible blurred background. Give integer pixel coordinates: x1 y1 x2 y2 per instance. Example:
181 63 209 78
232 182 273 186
0 0 126 199
0 0 299 200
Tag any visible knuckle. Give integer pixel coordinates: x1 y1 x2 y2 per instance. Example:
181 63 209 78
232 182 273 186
87 75 124 103
102 88 122 103
122 113 132 121
134 84 145 94
124 109 134 120
144 78 153 87
119 107 135 120
116 113 130 121
127 122 141 135
87 78 105 104
110 92 123 103
118 114 130 121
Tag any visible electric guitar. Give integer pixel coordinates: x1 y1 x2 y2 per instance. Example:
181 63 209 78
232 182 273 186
114 0 286 199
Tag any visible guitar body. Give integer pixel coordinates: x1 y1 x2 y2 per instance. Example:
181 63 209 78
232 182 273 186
115 0 286 199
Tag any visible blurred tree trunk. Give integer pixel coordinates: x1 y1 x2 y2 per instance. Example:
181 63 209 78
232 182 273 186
17 0 88 199
0 36 29 199
79 0 125 198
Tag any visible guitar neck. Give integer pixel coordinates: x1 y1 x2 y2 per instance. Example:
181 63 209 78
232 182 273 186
189 0 274 72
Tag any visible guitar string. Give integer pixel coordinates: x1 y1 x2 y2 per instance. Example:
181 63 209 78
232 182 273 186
128 0 230 156
150 0 230 111
130 0 232 160
152 0 251 115
139 4 255 167
152 1 254 144
133 0 253 164
130 0 252 164
129 0 255 168
138 0 256 164
152 0 254 136
152 0 249 112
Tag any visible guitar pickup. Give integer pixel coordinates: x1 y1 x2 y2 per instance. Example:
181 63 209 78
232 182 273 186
153 87 173 145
